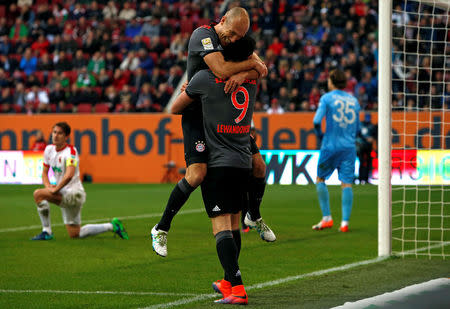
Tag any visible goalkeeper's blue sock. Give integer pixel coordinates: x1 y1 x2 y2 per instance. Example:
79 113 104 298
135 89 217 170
342 187 353 222
316 182 330 217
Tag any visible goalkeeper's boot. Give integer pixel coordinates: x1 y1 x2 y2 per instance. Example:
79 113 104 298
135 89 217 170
151 224 168 257
214 285 248 305
31 231 53 240
112 218 129 239
212 279 232 298
312 219 333 230
244 212 276 242
339 225 349 232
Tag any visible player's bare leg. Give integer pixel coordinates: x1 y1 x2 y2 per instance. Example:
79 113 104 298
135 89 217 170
31 188 62 240
152 163 206 257
244 153 276 242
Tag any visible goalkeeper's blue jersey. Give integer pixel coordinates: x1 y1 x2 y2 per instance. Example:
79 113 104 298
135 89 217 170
313 89 360 150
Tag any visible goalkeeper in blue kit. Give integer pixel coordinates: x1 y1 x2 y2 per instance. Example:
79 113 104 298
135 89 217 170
312 69 360 232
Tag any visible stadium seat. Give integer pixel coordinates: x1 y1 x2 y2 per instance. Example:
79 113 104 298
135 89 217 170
77 103 92 113
180 19 193 34
94 103 109 113
0 5 5 18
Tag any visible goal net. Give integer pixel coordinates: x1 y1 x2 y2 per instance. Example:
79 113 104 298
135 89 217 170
381 0 450 258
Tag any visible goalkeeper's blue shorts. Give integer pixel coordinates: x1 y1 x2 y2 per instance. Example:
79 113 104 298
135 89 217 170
317 147 356 184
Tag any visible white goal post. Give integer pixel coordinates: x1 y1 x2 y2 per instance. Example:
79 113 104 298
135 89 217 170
378 0 449 258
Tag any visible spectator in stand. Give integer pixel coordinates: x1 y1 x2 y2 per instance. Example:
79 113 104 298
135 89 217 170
37 53 54 72
32 34 50 58
6 4 21 28
73 49 87 70
87 51 105 75
135 83 154 112
159 48 175 71
267 98 284 115
97 68 111 88
151 0 168 19
0 87 14 113
118 84 135 106
276 87 290 110
82 31 99 55
119 3 136 22
138 49 154 75
103 85 120 112
309 86 321 111
140 17 161 39
0 34 10 55
45 17 62 43
129 36 147 52
19 48 37 76
61 33 78 54
268 37 284 56
71 3 86 21
86 1 102 21
169 33 187 56
136 2 152 20
120 51 140 71
0 68 12 88
30 130 47 151
166 66 181 89
20 5 35 28
148 36 165 55
13 82 27 112
103 1 118 21
0 18 8 37
9 18 28 40
125 19 142 39
26 85 50 113
153 83 171 110
25 74 41 88
130 67 150 92
149 67 165 87
159 17 172 38
15 36 30 55
76 67 97 88
49 82 67 112
112 68 129 90
53 50 72 72
104 51 120 72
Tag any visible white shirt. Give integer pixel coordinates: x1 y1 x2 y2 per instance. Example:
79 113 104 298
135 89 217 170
43 144 84 194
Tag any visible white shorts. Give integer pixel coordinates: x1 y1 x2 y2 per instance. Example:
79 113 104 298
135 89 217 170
59 188 86 225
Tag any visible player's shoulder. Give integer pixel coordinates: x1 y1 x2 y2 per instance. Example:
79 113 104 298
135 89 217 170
67 144 78 155
191 25 214 39
44 144 55 153
61 144 78 156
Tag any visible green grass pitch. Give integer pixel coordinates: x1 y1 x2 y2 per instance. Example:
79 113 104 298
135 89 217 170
1 184 448 308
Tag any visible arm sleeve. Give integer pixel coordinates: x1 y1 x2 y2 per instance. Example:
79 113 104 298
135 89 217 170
65 148 79 168
188 27 221 58
313 95 327 125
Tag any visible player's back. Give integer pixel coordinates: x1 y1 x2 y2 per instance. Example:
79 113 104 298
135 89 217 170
320 90 360 150
186 70 256 168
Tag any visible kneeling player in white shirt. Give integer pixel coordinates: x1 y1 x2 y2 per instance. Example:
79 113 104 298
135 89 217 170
31 122 128 240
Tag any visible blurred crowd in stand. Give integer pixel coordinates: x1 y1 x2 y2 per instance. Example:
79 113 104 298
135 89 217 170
0 0 447 114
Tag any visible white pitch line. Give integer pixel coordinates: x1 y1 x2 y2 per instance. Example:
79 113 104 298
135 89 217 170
0 289 198 297
141 242 450 309
0 208 204 233
139 256 390 309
